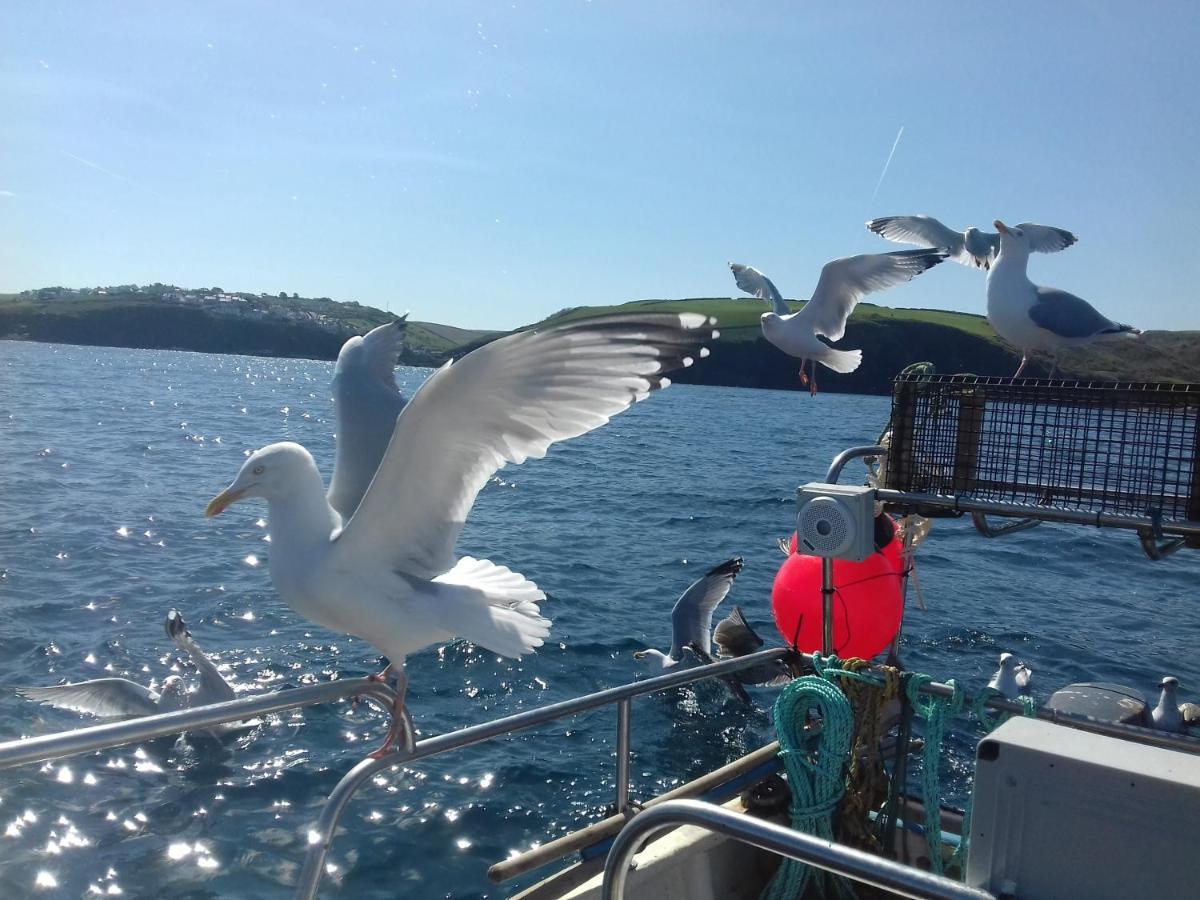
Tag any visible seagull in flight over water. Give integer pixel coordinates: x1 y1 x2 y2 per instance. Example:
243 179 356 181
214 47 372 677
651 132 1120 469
207 313 719 757
729 250 947 395
634 557 744 672
866 215 1077 270
988 220 1138 377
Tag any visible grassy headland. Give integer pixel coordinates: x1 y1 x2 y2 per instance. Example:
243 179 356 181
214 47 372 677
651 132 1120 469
2 286 1195 393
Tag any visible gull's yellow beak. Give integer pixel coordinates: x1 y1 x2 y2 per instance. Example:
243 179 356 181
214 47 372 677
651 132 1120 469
994 220 1009 234
205 485 248 518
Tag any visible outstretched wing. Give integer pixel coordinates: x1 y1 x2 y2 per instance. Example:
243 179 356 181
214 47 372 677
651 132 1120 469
18 679 159 718
1016 223 1078 255
867 215 966 255
333 314 719 579
165 611 236 706
685 643 754 705
729 263 790 316
328 317 410 520
669 557 743 659
712 606 764 659
801 249 948 341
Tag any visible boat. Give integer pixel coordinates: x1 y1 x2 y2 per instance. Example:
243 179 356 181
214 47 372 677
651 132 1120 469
3 373 1199 899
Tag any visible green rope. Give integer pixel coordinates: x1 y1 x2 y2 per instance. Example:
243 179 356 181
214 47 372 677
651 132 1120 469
904 673 963 877
760 676 858 900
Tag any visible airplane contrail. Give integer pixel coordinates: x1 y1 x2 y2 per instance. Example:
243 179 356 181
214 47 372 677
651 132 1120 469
869 125 904 205
61 151 137 185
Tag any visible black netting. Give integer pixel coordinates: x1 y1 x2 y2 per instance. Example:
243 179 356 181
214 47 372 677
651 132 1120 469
885 375 1200 523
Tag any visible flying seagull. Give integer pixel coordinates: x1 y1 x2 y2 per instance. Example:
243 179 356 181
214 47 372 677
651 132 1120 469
633 557 743 671
729 250 947 395
986 652 1032 700
207 313 719 756
327 316 409 521
711 606 792 688
867 215 1077 270
18 610 235 718
988 220 1138 377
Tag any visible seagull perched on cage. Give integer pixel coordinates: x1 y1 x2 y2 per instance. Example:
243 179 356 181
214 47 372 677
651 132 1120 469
18 610 235 718
988 220 1139 378
207 314 719 757
866 215 1077 270
986 652 1032 700
327 316 409 521
728 251 947 395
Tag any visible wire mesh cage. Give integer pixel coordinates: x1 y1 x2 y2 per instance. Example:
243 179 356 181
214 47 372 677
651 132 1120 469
884 375 1200 527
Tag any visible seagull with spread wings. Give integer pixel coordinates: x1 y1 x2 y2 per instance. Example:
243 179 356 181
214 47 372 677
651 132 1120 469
207 314 718 756
866 215 1077 270
729 250 947 395
633 557 743 671
18 610 236 720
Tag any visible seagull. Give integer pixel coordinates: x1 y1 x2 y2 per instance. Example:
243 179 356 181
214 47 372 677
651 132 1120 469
633 557 743 671
207 313 718 757
988 220 1139 377
710 606 792 688
18 610 235 719
729 250 947 395
986 652 1032 700
867 215 1077 270
1151 676 1189 733
327 316 409 521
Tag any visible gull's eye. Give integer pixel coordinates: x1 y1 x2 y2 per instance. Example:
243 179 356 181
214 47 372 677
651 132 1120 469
252 464 265 475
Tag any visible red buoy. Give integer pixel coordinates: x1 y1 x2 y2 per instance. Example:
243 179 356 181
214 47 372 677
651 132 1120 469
774 523 904 659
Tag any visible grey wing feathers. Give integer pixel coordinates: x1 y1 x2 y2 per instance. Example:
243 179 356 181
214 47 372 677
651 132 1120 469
328 317 411 520
668 557 744 659
1017 223 1078 255
729 263 790 316
1029 288 1138 339
686 643 754 705
18 679 159 718
805 249 948 341
713 606 764 659
866 216 964 255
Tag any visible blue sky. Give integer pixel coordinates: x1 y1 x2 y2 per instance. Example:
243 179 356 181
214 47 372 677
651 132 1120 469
3 2 1197 330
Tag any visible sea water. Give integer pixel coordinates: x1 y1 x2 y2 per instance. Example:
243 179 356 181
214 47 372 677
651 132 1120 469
2 339 1199 898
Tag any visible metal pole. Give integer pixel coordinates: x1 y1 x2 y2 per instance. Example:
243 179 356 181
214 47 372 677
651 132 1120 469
821 556 835 655
825 445 888 484
600 800 995 900
0 678 396 770
615 698 632 816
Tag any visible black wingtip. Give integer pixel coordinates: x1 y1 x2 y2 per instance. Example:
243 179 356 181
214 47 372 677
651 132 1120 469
706 557 744 578
165 609 188 639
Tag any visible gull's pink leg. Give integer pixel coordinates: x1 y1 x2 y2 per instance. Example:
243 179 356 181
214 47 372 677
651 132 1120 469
798 359 809 388
368 668 411 760
809 360 818 397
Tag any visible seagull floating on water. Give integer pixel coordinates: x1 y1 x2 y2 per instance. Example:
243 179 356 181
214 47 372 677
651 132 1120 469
18 610 235 718
986 652 1032 700
729 250 947 395
327 316 409 521
988 220 1139 378
867 215 1077 270
1151 676 1185 732
207 313 718 756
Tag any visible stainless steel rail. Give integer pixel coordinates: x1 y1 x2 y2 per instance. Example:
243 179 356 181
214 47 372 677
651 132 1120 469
294 647 792 898
599 799 995 900
0 678 397 769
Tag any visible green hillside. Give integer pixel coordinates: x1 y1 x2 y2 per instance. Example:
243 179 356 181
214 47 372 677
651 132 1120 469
2 286 1196 394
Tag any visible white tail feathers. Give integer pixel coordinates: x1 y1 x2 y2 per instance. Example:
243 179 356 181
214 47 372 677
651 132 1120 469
432 557 551 658
818 347 863 374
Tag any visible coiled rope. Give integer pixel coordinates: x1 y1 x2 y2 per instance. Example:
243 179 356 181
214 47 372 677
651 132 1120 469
759 675 858 900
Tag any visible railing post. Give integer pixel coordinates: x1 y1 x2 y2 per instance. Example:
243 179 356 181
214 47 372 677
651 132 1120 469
615 698 632 815
821 557 835 655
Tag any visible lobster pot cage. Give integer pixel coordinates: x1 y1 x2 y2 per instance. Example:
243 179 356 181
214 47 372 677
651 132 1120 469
883 375 1200 540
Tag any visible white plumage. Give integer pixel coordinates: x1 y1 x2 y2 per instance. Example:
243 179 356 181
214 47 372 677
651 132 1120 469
867 215 1077 270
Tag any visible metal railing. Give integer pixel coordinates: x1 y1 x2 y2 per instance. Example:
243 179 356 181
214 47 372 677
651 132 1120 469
294 647 792 898
0 678 397 770
600 799 995 900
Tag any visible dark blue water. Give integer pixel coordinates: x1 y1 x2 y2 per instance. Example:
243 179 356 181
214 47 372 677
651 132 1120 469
2 340 1198 898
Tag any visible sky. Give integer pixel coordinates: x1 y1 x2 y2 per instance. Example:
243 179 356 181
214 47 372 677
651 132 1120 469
2 2 1198 331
